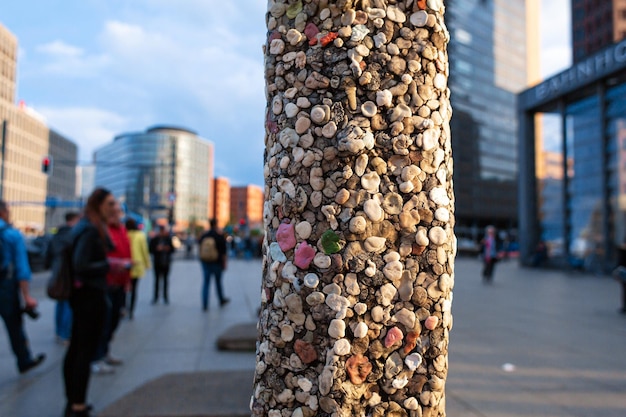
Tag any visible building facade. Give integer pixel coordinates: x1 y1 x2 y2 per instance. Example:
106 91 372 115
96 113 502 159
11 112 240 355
45 129 78 229
0 24 16 104
0 23 77 232
230 185 264 230
518 39 626 272
213 177 231 229
94 126 214 230
446 0 539 241
572 0 626 63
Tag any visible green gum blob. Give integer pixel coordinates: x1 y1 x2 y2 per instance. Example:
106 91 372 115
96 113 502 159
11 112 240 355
321 230 341 254
286 1 303 19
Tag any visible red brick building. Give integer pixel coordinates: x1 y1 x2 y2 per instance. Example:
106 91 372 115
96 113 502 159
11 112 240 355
230 185 264 230
212 177 231 229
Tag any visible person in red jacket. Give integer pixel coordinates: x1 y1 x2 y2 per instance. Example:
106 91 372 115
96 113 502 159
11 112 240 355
91 202 132 374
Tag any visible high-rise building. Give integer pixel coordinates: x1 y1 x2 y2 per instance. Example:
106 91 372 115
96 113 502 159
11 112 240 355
447 0 540 240
571 0 626 63
0 23 77 232
94 126 214 230
230 185 264 230
45 129 78 229
0 24 16 104
213 177 231 229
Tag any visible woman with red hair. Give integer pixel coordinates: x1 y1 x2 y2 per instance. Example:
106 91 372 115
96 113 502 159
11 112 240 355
63 188 116 417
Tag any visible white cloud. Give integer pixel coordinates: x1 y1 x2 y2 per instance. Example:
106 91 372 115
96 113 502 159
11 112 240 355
37 40 84 58
97 18 266 120
34 39 110 77
35 106 130 162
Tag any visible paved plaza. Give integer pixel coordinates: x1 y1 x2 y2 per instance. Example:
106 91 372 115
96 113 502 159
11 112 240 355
1 255 625 417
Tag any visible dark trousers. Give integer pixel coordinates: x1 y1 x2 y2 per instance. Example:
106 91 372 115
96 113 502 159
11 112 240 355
127 278 140 317
64 287 106 406
94 286 125 361
0 277 33 371
621 281 626 312
201 262 225 309
482 258 497 282
153 266 170 302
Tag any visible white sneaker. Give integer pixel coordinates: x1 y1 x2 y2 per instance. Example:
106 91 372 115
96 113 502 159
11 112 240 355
105 355 123 366
91 360 115 374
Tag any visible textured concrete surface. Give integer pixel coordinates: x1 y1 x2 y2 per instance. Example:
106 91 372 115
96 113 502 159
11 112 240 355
216 323 257 352
99 370 254 417
1 256 625 417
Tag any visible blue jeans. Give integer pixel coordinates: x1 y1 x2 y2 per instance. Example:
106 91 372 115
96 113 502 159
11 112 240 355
0 277 34 371
201 262 225 309
55 301 72 341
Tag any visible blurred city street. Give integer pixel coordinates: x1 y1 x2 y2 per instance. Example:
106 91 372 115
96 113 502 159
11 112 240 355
0 256 625 417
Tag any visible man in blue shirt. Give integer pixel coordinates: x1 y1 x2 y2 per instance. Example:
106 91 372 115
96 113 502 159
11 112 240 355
0 201 45 373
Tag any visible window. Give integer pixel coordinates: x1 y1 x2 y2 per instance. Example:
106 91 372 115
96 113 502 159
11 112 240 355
455 28 472 45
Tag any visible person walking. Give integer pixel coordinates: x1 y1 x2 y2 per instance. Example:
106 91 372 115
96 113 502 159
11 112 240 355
63 188 116 417
45 211 80 345
149 225 174 304
91 203 131 374
480 225 501 284
198 218 229 311
126 218 151 319
0 200 46 374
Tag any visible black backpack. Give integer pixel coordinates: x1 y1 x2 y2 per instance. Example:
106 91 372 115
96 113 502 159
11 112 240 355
46 243 74 300
46 228 80 300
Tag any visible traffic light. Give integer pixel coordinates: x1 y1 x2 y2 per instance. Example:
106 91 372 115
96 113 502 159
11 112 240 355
41 156 52 174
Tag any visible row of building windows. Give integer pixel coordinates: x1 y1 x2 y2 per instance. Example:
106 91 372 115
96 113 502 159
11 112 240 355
0 30 17 62
0 57 15 82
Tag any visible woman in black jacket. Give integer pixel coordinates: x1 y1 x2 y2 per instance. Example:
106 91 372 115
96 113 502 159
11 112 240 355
63 188 116 417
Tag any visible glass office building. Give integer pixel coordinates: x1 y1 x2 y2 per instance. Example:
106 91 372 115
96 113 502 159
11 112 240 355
95 126 214 228
447 0 536 241
518 39 626 272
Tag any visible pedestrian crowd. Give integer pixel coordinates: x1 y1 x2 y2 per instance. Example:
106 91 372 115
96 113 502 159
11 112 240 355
0 187 229 417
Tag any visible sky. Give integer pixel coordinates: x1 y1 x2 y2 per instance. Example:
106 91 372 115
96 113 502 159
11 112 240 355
2 0 571 188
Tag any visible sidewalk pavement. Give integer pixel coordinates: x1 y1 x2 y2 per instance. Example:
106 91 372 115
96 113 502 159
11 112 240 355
1 256 625 417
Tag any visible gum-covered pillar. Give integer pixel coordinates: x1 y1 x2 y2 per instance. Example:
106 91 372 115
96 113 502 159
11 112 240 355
254 1 454 416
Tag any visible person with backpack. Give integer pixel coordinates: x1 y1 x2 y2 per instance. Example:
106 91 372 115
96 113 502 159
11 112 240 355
198 218 229 311
45 211 80 345
0 200 46 374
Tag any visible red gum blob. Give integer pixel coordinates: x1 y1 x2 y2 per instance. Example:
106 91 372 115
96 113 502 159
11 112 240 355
304 23 320 45
425 316 439 330
403 331 420 354
276 222 296 251
346 354 372 385
294 339 318 364
268 31 281 42
294 242 316 269
320 32 338 47
384 326 404 348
